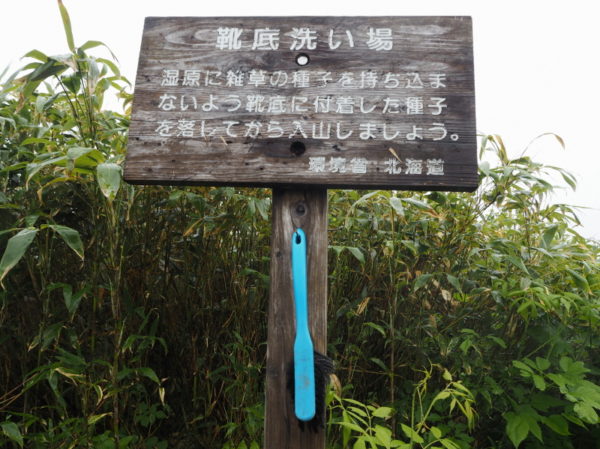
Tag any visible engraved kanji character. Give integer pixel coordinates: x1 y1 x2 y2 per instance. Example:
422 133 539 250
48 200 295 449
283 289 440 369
267 120 284 138
199 120 216 138
314 96 332 113
201 94 219 112
244 120 262 138
312 122 331 139
245 95 266 113
289 121 308 138
182 69 201 87
176 119 195 137
268 95 287 114
248 69 267 87
155 120 175 137
382 97 401 114
383 158 402 174
161 69 179 87
429 73 447 88
383 73 400 89
252 28 280 50
359 123 377 140
360 71 378 88
366 28 393 51
223 120 239 137
329 157 347 173
359 98 377 114
428 97 447 115
350 157 368 174
308 157 326 172
204 71 222 86
225 70 245 87
406 125 423 140
289 27 317 50
180 95 198 111
336 122 353 140
270 71 288 87
339 72 354 88
429 122 448 141
293 71 310 88
406 72 424 89
336 96 355 114
215 27 243 50
225 95 242 112
158 94 177 111
316 71 333 87
406 97 424 115
383 124 401 140
426 159 444 175
291 96 309 112
405 158 423 174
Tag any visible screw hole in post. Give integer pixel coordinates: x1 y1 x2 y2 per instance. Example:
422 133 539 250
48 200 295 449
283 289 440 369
290 141 306 156
295 53 310 66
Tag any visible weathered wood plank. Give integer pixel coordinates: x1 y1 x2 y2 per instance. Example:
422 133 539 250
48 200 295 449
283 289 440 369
265 188 328 448
125 16 477 191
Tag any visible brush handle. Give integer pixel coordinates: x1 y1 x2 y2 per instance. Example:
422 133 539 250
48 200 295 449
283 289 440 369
291 228 316 421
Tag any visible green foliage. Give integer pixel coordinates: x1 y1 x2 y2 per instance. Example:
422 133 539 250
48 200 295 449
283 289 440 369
1 2 599 448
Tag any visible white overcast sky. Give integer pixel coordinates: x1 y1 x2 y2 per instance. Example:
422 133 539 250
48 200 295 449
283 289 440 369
1 1 598 241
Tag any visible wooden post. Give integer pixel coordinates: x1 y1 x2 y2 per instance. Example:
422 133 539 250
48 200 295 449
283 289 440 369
265 188 328 449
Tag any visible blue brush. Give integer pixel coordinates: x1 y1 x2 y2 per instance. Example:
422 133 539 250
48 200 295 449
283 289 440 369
291 228 316 421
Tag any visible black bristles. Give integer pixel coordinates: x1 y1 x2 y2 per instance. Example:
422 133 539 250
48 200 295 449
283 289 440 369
287 351 335 432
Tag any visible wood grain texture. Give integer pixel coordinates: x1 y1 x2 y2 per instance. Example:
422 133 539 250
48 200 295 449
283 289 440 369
265 189 328 448
124 16 477 191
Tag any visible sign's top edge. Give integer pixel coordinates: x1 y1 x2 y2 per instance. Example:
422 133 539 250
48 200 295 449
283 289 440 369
143 15 473 20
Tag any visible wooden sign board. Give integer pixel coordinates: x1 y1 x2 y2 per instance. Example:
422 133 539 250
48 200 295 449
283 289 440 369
124 16 477 191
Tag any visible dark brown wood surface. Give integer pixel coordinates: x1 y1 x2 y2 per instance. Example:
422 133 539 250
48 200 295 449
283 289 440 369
124 16 477 191
265 189 328 448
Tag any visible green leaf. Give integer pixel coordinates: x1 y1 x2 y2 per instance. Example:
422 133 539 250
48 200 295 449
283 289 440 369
58 0 75 52
532 375 546 391
88 413 110 425
401 197 432 210
27 59 68 82
389 197 404 215
574 402 598 424
372 406 393 418
439 439 460 449
429 426 443 439
347 247 365 265
543 414 570 436
506 256 530 275
566 269 590 293
67 147 105 170
0 228 38 283
138 367 160 384
541 224 559 249
535 357 550 371
24 49 48 62
446 274 462 292
48 225 84 260
400 424 424 444
414 273 433 291
1 421 23 447
353 438 366 449
505 412 529 448
96 163 122 201
375 425 392 448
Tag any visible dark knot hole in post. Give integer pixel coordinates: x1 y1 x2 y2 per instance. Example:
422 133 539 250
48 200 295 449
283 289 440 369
295 53 310 66
290 141 306 156
295 203 306 217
